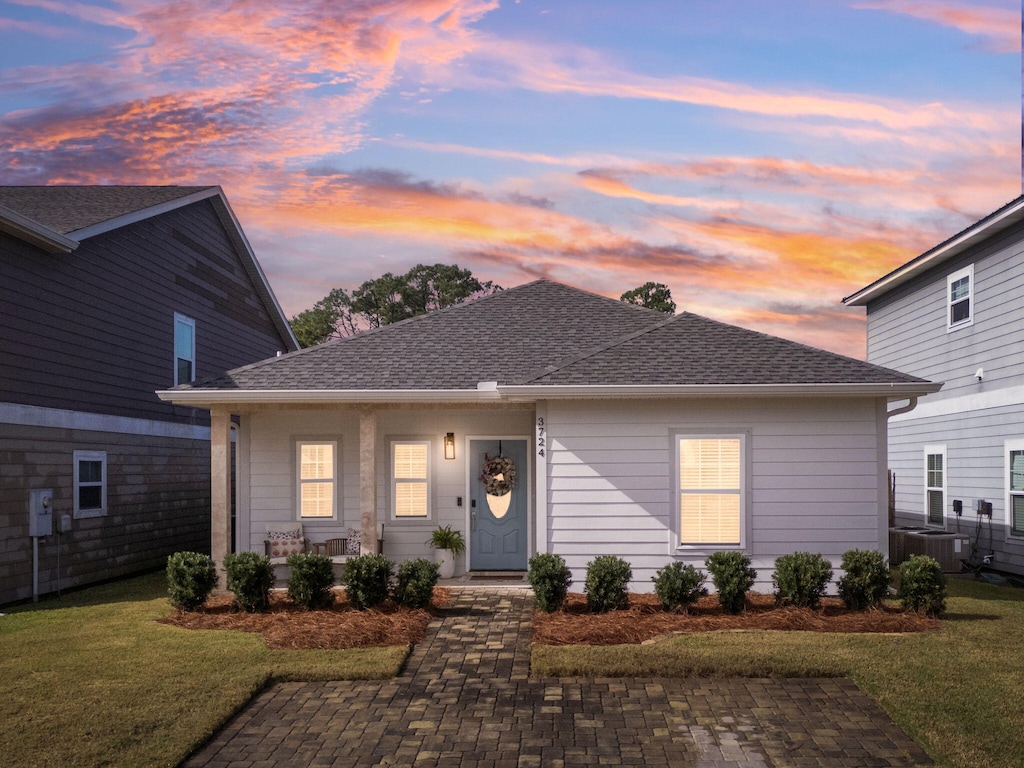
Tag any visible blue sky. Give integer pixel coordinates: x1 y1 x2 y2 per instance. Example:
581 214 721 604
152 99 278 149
1 0 1019 355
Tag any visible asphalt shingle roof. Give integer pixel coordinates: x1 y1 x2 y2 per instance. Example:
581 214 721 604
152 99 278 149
0 185 213 234
186 280 927 392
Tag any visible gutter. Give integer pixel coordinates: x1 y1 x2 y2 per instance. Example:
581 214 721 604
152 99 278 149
157 385 504 406
0 205 79 253
496 382 943 400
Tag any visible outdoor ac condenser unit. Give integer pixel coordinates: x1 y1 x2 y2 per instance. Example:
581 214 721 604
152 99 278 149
901 531 970 572
888 526 928 567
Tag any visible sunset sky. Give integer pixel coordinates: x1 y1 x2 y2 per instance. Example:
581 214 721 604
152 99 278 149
2 0 1020 357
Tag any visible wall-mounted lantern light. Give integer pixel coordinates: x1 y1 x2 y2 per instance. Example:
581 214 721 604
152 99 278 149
444 432 456 460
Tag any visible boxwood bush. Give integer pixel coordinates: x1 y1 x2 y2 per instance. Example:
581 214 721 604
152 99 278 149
166 551 217 611
584 555 632 613
528 553 573 612
705 551 757 614
223 551 275 613
772 552 833 609
837 549 890 610
898 554 947 616
393 558 440 609
344 554 393 610
652 562 707 612
286 553 335 610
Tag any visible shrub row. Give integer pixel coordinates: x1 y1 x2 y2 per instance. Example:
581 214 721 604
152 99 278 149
526 549 947 617
166 551 441 613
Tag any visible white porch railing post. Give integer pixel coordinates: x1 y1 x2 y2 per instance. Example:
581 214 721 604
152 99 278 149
359 408 379 554
210 406 233 590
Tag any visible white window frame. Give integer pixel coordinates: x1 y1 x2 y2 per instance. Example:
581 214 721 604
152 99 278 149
391 439 432 521
924 444 946 527
73 450 107 519
1007 439 1024 539
673 432 747 551
174 312 196 386
295 440 338 521
946 264 974 331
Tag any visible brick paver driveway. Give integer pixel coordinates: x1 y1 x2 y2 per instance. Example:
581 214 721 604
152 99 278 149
182 587 933 768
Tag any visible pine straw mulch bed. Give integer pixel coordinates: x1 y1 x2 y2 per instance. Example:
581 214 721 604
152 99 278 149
532 592 942 646
158 588 453 650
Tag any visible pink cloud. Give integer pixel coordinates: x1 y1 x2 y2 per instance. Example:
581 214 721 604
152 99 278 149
853 1 1020 53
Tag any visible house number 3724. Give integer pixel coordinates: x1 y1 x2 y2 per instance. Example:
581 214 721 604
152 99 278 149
536 417 545 457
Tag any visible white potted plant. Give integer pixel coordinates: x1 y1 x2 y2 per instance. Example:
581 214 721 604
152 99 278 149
428 525 466 580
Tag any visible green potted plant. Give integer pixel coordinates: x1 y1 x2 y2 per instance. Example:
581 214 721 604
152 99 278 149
428 525 466 579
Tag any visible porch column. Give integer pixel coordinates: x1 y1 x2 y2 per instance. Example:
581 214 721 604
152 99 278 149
210 406 233 590
359 408 379 554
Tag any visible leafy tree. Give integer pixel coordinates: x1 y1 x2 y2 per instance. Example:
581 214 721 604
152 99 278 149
289 264 499 347
620 282 676 313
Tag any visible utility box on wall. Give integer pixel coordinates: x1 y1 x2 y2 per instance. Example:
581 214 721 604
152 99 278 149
28 489 53 538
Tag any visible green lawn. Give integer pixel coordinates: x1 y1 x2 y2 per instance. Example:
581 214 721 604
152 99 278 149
0 572 406 768
532 577 1024 768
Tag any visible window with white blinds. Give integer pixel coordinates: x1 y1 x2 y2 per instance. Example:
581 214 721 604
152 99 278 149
393 441 430 518
678 437 743 546
1009 445 1024 537
925 447 945 526
296 441 337 519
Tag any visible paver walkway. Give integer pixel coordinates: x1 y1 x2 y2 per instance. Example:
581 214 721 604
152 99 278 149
182 587 934 768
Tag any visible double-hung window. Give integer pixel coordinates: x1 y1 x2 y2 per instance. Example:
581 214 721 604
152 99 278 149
296 441 337 520
946 265 973 330
924 446 945 526
174 313 196 385
677 435 744 547
73 450 107 518
1008 442 1024 537
392 440 430 519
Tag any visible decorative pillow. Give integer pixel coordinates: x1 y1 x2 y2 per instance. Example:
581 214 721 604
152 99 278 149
346 528 361 555
269 536 304 558
267 527 301 541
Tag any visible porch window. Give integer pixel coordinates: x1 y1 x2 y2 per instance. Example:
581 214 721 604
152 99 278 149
392 441 430 518
73 450 107 518
296 441 337 519
677 436 744 547
925 446 945 526
1009 445 1024 537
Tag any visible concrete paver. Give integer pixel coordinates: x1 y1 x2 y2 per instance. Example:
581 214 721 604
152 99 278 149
181 587 933 768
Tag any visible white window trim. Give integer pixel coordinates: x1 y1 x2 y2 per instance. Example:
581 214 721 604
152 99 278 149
1007 439 1024 539
294 440 339 521
924 444 946 528
73 450 107 519
946 264 974 331
174 312 196 386
390 439 432 521
672 431 748 552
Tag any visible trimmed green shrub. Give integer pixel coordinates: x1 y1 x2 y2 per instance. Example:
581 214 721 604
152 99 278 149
837 549 890 610
772 552 833 609
223 551 275 613
652 562 707 612
344 554 393 610
528 553 573 612
393 558 440 609
584 555 632 613
898 555 947 616
705 551 757 614
285 553 335 610
166 551 217 611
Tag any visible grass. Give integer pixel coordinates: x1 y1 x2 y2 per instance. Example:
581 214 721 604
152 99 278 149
532 576 1024 768
0 572 407 768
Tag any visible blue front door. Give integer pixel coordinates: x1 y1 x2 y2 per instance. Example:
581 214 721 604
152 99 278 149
470 439 528 571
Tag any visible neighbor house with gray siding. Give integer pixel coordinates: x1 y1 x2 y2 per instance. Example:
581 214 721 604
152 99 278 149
160 280 937 590
844 195 1024 577
0 185 298 605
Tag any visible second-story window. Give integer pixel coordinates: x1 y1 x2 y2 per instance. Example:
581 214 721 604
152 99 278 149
947 265 973 330
174 313 196 385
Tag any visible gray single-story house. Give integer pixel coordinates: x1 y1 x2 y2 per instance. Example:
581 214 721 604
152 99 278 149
159 280 939 590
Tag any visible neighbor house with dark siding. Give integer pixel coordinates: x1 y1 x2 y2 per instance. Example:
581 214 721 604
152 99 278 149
0 185 298 605
844 196 1024 576
160 280 938 591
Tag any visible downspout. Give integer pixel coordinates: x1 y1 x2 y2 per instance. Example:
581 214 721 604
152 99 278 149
886 397 918 419
883 396 918 530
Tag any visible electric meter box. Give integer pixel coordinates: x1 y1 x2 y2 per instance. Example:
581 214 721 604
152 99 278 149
28 489 53 537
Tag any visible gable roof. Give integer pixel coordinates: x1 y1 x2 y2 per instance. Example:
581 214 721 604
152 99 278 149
162 279 936 405
843 196 1024 307
0 185 299 351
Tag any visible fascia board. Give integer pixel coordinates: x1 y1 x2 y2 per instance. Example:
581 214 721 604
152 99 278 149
66 187 221 240
843 198 1024 307
0 205 79 253
496 382 943 400
156 388 504 406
